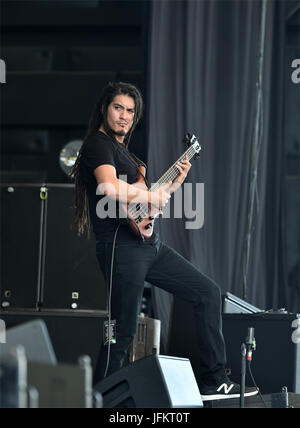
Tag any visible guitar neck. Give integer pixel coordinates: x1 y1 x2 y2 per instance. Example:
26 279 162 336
149 145 196 191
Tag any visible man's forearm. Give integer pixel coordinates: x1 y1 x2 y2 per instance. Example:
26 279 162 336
96 178 149 205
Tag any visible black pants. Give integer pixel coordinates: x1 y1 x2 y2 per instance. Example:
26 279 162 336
93 239 227 385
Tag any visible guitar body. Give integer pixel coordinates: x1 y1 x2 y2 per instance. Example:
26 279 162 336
125 182 162 240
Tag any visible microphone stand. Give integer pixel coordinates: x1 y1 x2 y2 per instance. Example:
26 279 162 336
240 327 256 408
240 344 247 408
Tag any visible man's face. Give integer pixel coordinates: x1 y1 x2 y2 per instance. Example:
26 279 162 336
105 94 135 139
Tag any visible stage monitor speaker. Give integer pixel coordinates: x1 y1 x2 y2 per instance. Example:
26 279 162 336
94 354 203 408
1 319 57 365
0 346 28 409
27 357 95 409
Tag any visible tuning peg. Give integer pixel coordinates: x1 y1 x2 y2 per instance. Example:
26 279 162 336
182 133 192 147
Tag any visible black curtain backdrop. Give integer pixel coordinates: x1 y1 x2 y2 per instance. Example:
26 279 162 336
146 0 293 352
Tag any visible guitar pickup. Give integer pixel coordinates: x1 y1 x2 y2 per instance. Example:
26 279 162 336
135 216 143 224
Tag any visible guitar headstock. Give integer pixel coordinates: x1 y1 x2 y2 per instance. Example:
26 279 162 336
183 133 201 160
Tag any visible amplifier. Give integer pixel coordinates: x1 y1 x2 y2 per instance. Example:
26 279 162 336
128 316 161 363
0 312 160 375
0 311 106 370
169 298 300 394
0 183 107 311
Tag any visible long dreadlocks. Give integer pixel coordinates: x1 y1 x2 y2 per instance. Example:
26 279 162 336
69 82 144 238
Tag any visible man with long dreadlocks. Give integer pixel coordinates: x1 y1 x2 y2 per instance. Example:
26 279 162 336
70 82 258 401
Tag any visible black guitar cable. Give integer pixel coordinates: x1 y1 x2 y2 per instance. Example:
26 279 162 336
248 360 268 408
103 222 121 379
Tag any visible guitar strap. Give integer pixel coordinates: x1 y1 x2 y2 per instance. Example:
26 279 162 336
116 143 150 189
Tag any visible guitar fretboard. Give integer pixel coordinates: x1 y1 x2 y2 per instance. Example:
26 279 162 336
150 144 197 191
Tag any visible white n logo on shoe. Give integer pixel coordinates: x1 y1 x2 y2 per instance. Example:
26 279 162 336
217 383 234 395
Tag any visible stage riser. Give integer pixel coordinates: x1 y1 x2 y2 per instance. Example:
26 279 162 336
206 393 300 408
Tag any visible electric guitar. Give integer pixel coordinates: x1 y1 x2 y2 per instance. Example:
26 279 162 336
126 134 201 240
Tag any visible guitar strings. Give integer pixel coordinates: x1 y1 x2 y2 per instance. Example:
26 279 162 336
150 145 195 191
128 144 196 219
127 144 196 221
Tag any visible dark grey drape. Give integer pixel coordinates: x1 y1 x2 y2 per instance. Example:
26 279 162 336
146 0 291 351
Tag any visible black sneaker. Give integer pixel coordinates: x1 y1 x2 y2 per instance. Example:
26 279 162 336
200 379 259 401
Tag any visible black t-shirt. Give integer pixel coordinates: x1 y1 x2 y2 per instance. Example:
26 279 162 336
80 131 159 244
